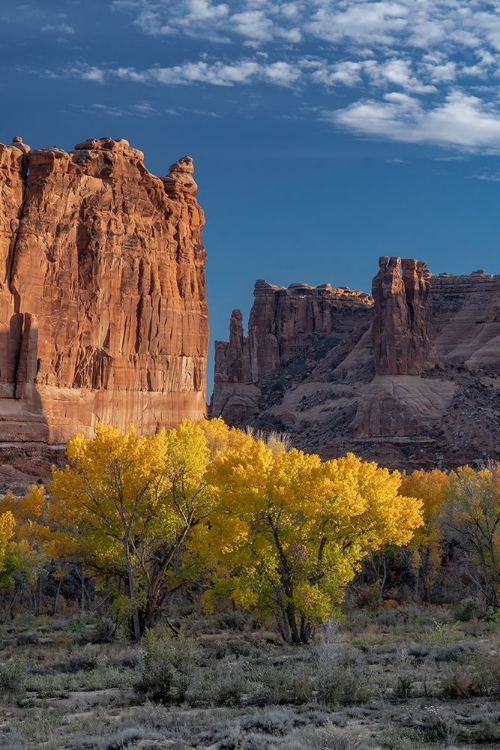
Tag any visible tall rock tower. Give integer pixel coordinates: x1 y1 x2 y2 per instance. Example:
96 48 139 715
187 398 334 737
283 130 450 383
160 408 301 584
371 256 435 375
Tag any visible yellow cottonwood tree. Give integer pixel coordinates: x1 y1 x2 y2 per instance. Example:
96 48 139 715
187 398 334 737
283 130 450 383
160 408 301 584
399 468 450 600
443 464 500 611
49 420 214 640
0 486 50 604
193 437 423 644
0 510 15 581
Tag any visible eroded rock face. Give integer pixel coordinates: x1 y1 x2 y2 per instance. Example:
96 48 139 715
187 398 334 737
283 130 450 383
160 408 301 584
0 136 208 443
211 261 500 470
211 280 374 425
0 139 29 394
372 256 434 375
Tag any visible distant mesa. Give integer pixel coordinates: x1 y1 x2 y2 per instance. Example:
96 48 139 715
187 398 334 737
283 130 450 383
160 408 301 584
210 257 500 470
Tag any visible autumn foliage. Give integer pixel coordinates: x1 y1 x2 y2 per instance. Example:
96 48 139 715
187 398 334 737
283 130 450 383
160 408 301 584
195 430 422 643
6 419 500 642
0 419 427 642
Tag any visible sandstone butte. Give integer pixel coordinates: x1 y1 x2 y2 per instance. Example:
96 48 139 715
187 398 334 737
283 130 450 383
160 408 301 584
0 136 208 482
211 258 500 470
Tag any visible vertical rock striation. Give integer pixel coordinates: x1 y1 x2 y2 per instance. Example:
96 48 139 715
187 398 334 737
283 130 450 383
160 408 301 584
0 136 208 442
371 256 434 375
0 138 29 394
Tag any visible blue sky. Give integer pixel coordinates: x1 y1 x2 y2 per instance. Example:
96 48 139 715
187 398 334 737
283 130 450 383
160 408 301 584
3 1 500 395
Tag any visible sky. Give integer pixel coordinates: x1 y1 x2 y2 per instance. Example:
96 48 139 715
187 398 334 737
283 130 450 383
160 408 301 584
2 0 500 396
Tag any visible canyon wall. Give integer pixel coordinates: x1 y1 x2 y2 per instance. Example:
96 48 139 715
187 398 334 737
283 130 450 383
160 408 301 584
211 259 500 470
211 280 373 425
0 136 208 445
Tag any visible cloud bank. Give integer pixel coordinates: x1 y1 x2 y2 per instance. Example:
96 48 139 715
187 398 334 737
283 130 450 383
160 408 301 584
45 1 500 151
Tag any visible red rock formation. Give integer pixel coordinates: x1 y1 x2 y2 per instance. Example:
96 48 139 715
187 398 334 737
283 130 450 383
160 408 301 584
372 256 434 375
211 309 258 424
430 270 500 372
247 281 373 382
0 138 28 394
0 136 208 443
211 280 373 424
211 261 500 470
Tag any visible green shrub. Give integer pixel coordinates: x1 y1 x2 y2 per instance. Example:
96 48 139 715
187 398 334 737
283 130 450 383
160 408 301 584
219 609 248 632
134 628 200 704
316 664 370 707
64 644 101 673
313 620 370 707
241 706 297 736
282 725 369 750
0 658 26 698
91 617 118 644
419 707 458 744
203 637 253 660
248 661 313 706
467 718 500 744
442 665 488 698
454 597 485 622
394 673 414 702
214 658 247 706
425 620 459 646
0 732 26 749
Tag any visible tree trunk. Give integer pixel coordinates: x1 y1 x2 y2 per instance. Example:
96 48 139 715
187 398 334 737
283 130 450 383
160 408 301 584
123 537 141 642
285 600 301 644
53 576 63 616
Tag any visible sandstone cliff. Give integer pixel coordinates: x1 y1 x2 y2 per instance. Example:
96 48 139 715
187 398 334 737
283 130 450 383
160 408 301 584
0 136 208 447
211 259 500 470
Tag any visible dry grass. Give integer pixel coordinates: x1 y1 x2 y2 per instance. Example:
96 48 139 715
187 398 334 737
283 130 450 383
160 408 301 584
1 606 500 748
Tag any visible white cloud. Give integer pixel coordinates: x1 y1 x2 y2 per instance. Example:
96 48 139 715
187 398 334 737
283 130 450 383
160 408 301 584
186 0 228 22
41 23 75 34
70 100 222 119
165 105 222 117
134 11 177 36
60 59 302 88
130 101 159 116
80 67 106 84
331 89 500 151
307 2 409 46
262 61 301 86
280 3 299 21
426 62 457 83
367 58 437 93
108 2 500 89
111 1 500 57
124 0 231 40
34 0 500 154
44 64 106 84
312 61 364 87
471 170 500 181
73 101 159 117
310 57 436 93
114 66 148 83
155 60 261 85
231 10 275 42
